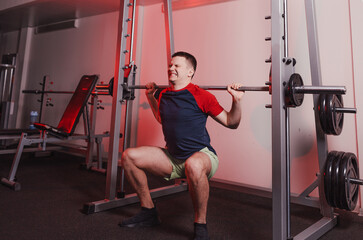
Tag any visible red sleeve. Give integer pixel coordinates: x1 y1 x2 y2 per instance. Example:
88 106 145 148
192 87 224 117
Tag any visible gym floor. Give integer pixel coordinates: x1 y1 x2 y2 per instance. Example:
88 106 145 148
0 152 362 240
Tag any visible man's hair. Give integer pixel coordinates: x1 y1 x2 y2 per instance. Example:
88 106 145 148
172 51 197 73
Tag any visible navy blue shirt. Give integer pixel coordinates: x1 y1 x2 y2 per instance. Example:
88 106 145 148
158 83 223 160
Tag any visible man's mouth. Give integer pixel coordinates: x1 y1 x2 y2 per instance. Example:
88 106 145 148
169 72 177 77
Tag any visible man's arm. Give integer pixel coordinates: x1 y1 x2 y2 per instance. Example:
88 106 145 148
212 83 244 129
145 82 162 124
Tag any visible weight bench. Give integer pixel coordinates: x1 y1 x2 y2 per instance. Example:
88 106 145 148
1 75 109 191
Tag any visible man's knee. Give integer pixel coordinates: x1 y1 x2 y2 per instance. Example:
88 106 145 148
121 148 138 168
185 153 209 179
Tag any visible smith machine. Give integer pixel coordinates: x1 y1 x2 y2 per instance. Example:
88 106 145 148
83 0 358 240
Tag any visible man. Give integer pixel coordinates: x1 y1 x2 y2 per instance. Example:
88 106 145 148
119 51 243 240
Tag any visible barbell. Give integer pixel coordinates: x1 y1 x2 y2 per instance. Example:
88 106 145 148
23 74 355 135
100 74 346 107
324 151 360 211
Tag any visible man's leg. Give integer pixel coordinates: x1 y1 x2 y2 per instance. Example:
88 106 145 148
184 152 212 224
121 146 172 208
120 146 172 227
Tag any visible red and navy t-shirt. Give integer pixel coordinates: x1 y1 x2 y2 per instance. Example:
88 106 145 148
158 83 224 160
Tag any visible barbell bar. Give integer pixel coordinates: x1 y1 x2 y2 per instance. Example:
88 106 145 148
22 89 110 95
102 74 346 101
126 85 270 92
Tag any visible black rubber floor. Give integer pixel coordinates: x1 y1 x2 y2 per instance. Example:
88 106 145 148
0 152 362 240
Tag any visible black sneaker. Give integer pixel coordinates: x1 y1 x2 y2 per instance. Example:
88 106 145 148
119 207 161 227
194 223 210 240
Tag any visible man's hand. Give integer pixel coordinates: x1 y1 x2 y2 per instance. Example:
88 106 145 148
227 83 244 101
145 82 157 96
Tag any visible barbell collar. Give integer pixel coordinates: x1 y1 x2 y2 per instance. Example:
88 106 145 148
293 86 346 95
348 178 363 185
335 107 357 114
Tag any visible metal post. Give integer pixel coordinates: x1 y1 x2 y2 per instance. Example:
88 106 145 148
271 0 288 239
129 0 137 64
305 0 334 218
293 0 339 239
163 0 175 63
105 0 130 200
282 1 292 238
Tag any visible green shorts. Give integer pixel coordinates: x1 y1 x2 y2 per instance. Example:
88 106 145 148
163 147 219 181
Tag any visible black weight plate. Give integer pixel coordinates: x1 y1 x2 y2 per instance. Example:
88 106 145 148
318 94 330 134
326 94 335 135
345 153 359 211
332 95 344 135
338 152 349 210
331 151 344 208
109 77 114 96
324 151 338 207
290 73 304 107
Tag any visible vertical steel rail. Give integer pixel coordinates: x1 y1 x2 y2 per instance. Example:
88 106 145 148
283 0 292 239
129 0 137 63
293 0 338 239
271 0 288 239
163 0 175 62
120 0 137 197
105 0 130 200
304 0 333 218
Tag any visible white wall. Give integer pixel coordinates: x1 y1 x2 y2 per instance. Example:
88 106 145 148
0 31 19 56
19 12 119 146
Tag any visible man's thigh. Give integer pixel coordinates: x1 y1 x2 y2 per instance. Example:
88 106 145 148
126 146 173 177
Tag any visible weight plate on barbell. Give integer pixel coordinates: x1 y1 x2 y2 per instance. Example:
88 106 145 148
109 77 114 96
285 73 304 107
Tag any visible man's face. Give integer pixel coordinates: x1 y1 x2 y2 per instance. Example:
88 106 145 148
168 56 194 83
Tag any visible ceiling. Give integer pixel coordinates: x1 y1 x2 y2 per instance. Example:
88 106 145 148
0 0 234 33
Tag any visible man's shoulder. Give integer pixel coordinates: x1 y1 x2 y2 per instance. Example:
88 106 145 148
188 83 215 98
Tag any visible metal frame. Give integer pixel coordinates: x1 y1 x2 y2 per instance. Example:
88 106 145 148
271 0 338 239
83 0 187 214
81 1 341 239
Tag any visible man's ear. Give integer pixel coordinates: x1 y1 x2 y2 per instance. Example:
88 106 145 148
188 68 195 78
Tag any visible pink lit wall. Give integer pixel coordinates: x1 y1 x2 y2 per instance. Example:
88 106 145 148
135 0 361 200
